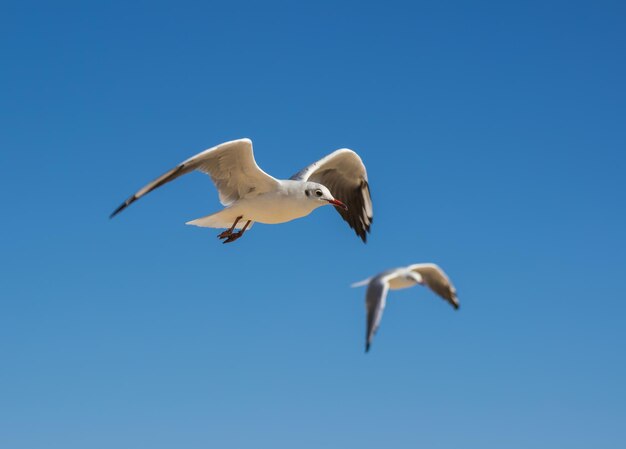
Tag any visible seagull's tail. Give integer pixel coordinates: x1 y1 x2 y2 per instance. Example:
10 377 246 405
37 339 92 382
186 209 252 230
351 278 371 288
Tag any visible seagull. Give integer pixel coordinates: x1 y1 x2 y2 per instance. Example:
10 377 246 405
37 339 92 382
110 138 373 243
351 263 459 352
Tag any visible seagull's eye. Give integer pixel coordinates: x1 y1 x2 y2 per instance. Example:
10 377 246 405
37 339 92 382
315 190 323 197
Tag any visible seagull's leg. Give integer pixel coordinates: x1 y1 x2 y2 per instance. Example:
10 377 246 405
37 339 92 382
223 220 251 244
217 216 242 240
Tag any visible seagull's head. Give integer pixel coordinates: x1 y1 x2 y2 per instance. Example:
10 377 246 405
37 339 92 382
304 182 348 210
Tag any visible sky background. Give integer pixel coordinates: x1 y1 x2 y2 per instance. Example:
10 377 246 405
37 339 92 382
1 0 625 447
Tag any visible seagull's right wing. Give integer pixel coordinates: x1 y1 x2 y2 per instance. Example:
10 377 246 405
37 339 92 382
291 149 373 242
365 275 393 352
110 138 279 218
409 263 459 309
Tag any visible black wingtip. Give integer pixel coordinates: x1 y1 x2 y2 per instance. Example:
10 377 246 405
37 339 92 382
109 195 137 219
109 204 125 219
365 342 370 353
358 227 369 243
358 217 372 243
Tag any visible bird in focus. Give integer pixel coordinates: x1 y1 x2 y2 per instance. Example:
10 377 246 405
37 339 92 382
351 263 459 352
110 138 373 243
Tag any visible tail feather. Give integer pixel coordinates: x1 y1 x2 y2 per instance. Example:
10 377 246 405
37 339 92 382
351 278 371 288
186 209 251 230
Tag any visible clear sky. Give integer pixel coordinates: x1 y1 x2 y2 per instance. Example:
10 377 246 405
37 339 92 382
1 1 625 447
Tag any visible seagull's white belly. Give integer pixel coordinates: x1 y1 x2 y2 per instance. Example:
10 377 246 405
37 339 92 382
233 193 320 224
388 277 418 290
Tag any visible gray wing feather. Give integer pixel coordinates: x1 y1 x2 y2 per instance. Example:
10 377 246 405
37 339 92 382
365 276 390 352
291 149 373 242
110 138 278 218
409 263 459 309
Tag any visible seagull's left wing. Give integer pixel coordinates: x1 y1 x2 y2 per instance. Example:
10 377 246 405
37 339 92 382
364 274 394 352
110 138 279 218
409 263 459 309
291 149 373 242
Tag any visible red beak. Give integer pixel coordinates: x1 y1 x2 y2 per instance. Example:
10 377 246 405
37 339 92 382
327 199 348 210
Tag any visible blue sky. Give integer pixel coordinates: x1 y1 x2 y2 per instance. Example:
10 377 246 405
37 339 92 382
1 0 625 447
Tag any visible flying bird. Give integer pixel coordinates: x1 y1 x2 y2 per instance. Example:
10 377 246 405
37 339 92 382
111 138 373 243
351 263 459 352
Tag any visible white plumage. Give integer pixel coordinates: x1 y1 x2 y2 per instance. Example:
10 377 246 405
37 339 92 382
111 138 373 243
352 263 459 352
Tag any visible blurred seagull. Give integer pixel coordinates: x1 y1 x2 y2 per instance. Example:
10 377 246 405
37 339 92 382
111 138 373 243
351 264 459 352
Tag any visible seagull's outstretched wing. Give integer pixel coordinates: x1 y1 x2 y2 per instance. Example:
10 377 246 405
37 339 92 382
364 274 393 352
409 263 459 309
110 138 279 218
291 149 373 242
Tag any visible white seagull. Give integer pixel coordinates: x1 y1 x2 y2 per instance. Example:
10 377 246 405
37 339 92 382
111 138 373 243
351 263 459 352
